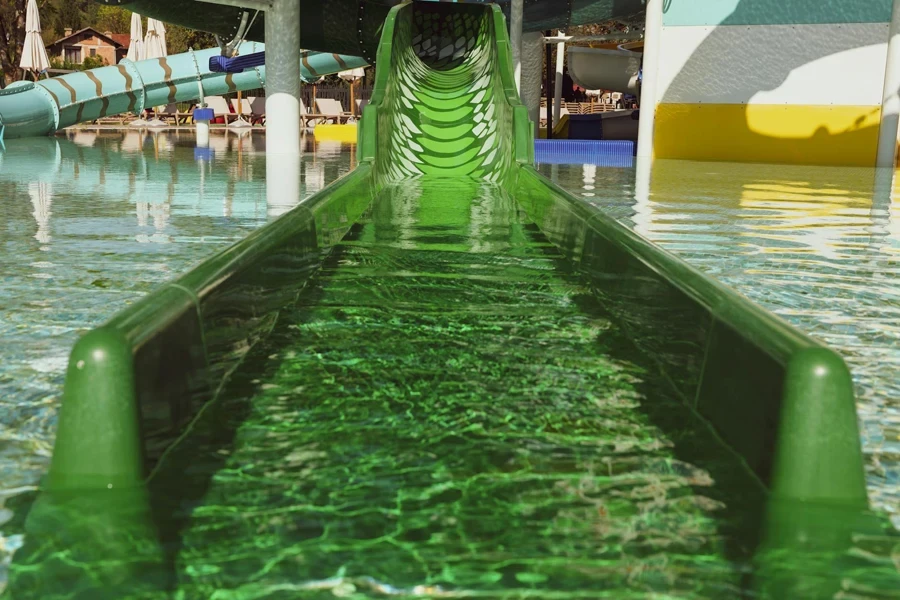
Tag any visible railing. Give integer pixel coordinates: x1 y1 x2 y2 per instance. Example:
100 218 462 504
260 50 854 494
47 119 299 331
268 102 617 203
539 100 623 114
233 85 373 112
87 85 375 123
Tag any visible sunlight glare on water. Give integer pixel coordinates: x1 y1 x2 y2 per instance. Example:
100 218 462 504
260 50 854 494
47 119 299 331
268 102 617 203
540 159 900 530
0 130 355 590
0 132 897 594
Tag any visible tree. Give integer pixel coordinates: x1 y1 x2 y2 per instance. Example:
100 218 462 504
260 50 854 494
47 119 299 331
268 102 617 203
0 0 218 84
43 0 96 40
0 0 101 83
0 0 27 84
95 6 131 34
166 25 218 54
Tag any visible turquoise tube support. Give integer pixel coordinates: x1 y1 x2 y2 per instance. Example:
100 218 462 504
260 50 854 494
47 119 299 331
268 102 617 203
0 45 367 140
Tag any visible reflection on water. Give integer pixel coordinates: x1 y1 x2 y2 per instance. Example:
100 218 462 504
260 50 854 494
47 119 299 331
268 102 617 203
540 159 900 530
9 171 889 598
2 131 898 593
158 178 759 598
0 130 355 589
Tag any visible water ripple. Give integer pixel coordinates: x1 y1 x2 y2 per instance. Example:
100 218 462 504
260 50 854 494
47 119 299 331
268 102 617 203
542 160 900 530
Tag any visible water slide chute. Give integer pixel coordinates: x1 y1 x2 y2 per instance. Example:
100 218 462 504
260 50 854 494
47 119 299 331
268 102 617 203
5 3 883 598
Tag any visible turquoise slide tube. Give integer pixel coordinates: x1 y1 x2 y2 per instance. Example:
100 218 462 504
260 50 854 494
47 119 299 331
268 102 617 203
0 44 366 140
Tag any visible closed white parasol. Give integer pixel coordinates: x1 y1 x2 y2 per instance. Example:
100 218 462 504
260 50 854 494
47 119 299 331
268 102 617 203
19 0 51 80
144 18 167 60
125 13 145 63
143 19 169 127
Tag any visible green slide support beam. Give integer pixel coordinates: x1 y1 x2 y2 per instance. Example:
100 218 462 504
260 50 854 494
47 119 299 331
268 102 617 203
11 2 881 597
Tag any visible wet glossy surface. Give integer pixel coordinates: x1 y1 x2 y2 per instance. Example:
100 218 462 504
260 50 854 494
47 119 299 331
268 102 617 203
163 178 760 598
0 131 355 589
1 136 898 595
539 160 900 530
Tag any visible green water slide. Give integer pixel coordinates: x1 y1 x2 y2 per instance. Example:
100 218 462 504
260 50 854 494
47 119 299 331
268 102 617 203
9 3 896 599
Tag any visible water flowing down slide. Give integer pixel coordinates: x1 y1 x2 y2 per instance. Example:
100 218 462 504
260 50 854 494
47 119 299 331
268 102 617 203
9 3 897 599
0 45 365 140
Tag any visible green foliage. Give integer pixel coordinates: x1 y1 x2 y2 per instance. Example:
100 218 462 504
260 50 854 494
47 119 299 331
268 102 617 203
49 54 108 72
41 0 99 41
166 24 218 54
95 6 131 34
80 54 107 70
0 0 27 83
0 0 216 84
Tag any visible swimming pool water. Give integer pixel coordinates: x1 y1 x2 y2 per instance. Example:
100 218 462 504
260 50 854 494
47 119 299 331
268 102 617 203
0 131 354 589
538 160 900 530
154 177 765 598
0 131 897 594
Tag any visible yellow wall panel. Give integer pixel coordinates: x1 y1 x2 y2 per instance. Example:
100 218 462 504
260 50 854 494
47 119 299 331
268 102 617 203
654 104 880 166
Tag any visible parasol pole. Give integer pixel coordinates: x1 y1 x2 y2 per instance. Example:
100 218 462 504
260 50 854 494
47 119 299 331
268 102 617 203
350 79 356 117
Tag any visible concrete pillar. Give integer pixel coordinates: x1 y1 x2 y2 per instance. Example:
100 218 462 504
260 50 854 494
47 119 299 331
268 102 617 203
266 153 301 218
636 0 663 159
877 0 900 168
521 32 544 137
510 0 524 92
265 0 302 218
265 0 301 155
554 31 565 123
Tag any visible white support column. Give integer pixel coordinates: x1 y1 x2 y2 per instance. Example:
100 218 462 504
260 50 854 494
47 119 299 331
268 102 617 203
521 32 544 137
265 0 302 217
266 153 301 218
877 0 900 168
636 0 663 159
265 0 301 155
510 0 524 93
553 30 565 124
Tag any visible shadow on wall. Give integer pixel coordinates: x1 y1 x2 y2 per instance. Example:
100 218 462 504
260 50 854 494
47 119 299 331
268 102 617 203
655 0 891 166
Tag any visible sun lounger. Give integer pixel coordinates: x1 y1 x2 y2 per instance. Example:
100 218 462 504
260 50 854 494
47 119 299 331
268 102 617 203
247 96 266 126
315 98 353 124
300 99 328 128
154 103 194 125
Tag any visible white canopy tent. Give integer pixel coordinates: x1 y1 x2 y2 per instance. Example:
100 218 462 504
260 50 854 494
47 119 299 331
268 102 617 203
19 0 51 80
